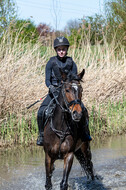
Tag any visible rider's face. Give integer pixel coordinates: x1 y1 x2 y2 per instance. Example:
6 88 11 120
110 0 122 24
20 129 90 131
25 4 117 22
56 46 68 58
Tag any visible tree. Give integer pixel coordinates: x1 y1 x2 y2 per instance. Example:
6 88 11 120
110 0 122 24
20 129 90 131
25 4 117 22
64 14 106 46
36 23 54 46
9 19 39 44
64 19 81 35
82 14 106 45
105 0 126 45
0 0 17 34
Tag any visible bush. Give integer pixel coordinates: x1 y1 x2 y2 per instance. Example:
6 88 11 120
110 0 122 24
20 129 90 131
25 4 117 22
66 14 106 46
0 19 39 45
105 0 126 46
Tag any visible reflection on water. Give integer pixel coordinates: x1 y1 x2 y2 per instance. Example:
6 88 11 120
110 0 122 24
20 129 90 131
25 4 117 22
0 146 46 190
0 135 126 190
92 134 126 165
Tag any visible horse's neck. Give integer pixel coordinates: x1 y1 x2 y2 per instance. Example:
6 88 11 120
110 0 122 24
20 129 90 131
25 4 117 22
53 92 69 130
54 92 64 118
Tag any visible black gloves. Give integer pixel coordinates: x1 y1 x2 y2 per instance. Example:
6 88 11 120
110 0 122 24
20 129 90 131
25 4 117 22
49 85 56 94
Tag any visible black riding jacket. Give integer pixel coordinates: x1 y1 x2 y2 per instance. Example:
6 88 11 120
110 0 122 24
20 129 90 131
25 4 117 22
45 56 77 87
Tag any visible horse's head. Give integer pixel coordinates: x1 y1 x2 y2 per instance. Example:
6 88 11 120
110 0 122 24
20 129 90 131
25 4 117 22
61 69 85 122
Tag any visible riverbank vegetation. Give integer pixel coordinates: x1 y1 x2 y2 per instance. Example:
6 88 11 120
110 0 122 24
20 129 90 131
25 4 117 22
0 0 126 147
1 97 126 146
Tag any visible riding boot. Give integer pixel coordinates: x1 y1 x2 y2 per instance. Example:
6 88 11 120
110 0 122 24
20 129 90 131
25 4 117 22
36 117 44 146
81 129 92 142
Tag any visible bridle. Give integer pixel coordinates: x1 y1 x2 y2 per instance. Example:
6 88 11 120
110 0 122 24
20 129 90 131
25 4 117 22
61 82 82 113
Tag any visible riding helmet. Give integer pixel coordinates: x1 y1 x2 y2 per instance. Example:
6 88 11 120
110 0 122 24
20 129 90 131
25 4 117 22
54 36 70 49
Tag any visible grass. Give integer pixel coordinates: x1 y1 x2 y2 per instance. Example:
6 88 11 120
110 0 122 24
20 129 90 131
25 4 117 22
89 96 126 139
0 25 126 146
0 97 126 146
0 112 38 146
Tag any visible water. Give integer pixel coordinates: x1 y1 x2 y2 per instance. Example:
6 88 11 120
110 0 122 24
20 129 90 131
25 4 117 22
0 135 126 190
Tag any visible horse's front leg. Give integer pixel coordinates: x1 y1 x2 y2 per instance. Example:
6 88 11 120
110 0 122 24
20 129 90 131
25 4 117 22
45 153 53 190
60 152 74 190
81 142 94 180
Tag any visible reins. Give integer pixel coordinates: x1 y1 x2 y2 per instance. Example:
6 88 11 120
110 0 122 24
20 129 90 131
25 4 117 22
51 85 68 113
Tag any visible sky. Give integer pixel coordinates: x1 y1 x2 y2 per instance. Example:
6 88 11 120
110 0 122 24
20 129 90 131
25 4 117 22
15 0 105 31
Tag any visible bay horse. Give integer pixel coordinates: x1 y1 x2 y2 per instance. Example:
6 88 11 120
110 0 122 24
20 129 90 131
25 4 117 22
43 69 94 190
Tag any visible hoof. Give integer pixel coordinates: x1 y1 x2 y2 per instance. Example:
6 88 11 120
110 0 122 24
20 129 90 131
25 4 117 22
60 183 68 190
45 183 52 190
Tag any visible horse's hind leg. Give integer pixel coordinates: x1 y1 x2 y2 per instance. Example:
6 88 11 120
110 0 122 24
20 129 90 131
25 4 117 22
60 152 74 190
45 153 53 190
74 142 94 180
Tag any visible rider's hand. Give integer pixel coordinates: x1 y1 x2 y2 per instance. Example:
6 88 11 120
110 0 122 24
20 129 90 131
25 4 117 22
49 85 56 94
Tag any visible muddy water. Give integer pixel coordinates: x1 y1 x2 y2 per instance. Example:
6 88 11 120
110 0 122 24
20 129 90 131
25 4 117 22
0 135 126 190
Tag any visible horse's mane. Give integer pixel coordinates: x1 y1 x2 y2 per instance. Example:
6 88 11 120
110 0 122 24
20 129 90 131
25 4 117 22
66 72 81 82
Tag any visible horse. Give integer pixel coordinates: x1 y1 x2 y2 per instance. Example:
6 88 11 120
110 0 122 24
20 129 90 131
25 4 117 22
43 69 94 190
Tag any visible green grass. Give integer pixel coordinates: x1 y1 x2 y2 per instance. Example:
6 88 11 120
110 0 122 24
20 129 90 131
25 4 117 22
0 96 126 147
89 96 126 138
0 112 38 146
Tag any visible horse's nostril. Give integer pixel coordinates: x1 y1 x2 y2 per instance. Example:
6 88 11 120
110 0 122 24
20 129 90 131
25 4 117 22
73 111 76 114
73 111 78 116
73 111 82 121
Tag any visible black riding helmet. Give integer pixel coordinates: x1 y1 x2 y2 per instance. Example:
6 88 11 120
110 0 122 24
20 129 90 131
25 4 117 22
54 36 70 49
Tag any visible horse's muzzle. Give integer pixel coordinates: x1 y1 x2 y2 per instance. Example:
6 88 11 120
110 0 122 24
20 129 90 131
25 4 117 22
72 110 82 122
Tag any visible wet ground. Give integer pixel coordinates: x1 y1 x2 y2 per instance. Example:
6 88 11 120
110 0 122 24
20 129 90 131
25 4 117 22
0 135 126 190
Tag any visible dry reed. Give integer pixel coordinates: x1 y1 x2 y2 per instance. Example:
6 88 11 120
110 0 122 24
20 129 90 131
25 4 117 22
0 28 126 145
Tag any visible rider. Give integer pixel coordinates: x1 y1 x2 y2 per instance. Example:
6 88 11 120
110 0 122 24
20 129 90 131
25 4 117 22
37 36 92 146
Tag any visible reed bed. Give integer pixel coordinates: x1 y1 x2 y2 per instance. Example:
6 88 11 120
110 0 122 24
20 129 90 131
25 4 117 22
0 28 126 146
89 96 126 139
0 112 37 146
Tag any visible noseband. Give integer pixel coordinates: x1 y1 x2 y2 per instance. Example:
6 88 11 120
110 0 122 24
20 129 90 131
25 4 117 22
67 99 81 107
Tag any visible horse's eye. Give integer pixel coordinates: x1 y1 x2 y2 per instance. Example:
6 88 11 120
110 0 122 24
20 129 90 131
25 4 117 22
66 89 69 93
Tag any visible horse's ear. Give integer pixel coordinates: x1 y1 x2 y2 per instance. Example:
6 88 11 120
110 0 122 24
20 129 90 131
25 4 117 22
77 69 85 80
59 68 67 81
